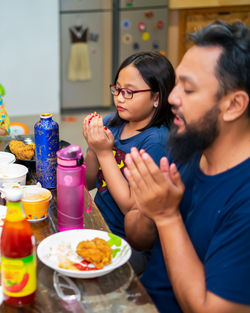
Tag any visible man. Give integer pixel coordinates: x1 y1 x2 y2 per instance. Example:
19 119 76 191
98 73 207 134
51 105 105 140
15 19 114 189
124 20 250 313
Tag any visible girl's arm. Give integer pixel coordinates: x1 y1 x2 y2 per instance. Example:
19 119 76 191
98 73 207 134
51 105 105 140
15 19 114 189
84 149 99 190
82 115 100 190
97 146 133 214
125 205 157 251
86 116 134 214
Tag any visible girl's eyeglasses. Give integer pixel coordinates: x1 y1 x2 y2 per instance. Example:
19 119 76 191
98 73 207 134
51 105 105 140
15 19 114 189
110 84 151 99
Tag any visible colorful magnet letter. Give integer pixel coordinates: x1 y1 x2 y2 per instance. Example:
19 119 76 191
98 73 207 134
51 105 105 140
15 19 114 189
122 19 131 29
157 20 164 29
138 22 146 32
142 32 150 41
122 33 132 44
152 42 159 49
125 0 133 7
133 42 140 50
144 11 154 19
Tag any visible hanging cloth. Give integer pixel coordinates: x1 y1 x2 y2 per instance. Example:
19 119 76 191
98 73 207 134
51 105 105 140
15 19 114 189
68 26 92 81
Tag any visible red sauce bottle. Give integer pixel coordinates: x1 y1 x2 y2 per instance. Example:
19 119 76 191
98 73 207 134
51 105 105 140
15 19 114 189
1 188 36 306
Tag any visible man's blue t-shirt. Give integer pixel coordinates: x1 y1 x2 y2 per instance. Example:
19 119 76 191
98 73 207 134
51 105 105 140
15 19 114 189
94 113 169 238
141 155 250 313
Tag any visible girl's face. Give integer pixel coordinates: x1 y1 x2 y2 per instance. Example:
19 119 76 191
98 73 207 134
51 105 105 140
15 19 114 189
114 64 158 129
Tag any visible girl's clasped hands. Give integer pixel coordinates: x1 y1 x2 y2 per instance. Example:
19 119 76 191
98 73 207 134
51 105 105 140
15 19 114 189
82 112 114 155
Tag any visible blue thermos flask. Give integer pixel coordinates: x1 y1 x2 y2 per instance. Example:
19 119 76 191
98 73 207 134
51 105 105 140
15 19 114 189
34 113 59 188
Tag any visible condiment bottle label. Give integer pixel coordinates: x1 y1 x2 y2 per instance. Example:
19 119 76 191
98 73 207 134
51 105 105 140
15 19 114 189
1 253 36 297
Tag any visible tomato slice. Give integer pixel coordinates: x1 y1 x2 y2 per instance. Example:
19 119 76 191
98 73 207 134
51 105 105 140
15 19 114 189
73 260 99 271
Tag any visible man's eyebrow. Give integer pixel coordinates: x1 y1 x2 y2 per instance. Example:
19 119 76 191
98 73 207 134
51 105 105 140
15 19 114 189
178 75 195 84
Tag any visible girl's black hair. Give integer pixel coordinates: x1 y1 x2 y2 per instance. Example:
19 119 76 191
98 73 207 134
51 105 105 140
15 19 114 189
109 51 175 130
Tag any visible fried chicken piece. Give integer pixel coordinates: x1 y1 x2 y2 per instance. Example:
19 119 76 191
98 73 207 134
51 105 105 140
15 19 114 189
76 237 112 269
29 142 35 151
9 140 35 160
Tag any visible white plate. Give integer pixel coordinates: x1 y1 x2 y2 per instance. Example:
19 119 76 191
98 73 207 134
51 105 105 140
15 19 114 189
37 229 132 279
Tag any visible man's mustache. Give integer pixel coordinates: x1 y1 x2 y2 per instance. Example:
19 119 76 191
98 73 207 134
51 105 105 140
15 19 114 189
171 106 186 125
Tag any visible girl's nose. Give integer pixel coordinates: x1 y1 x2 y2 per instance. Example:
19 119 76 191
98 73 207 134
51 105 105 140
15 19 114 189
117 91 125 102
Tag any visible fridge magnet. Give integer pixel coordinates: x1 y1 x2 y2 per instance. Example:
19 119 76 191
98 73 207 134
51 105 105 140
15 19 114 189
157 20 164 30
122 19 131 30
142 32 150 41
122 33 132 45
68 25 92 81
133 42 140 50
89 32 99 42
152 41 159 49
144 11 154 19
138 22 146 32
125 0 134 7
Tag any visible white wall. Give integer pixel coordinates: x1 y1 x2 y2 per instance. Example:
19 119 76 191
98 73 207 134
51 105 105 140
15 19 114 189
0 0 60 117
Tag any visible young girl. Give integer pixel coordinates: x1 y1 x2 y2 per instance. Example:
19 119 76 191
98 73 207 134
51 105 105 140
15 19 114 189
82 51 175 274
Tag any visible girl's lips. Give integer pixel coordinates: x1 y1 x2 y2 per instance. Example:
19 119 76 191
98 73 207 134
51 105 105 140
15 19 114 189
117 106 125 112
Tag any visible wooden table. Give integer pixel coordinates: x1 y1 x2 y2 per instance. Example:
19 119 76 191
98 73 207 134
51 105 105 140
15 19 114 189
0 157 159 313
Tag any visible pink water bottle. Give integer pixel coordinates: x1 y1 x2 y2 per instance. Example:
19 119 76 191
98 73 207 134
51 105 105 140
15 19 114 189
56 144 91 232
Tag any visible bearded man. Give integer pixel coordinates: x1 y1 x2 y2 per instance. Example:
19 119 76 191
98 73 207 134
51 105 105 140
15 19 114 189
124 20 250 313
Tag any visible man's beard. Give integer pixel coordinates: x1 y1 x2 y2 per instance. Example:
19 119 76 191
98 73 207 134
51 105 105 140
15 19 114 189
167 104 220 164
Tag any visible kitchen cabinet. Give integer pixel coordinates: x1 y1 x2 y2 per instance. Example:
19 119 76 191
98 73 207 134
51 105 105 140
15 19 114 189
177 5 250 62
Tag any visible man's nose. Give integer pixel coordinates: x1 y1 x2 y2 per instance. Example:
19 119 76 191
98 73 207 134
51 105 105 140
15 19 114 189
168 87 181 106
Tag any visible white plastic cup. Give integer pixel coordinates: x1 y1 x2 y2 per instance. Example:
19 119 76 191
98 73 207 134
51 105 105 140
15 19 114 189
0 152 16 164
0 164 28 187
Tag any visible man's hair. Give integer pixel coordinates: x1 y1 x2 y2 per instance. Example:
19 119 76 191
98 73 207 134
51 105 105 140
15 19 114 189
189 20 250 116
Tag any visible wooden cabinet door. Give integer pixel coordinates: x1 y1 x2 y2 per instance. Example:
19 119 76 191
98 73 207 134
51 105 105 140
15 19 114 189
178 6 250 62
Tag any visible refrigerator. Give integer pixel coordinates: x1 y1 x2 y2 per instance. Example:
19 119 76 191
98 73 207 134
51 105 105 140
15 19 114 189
112 0 169 76
60 0 113 110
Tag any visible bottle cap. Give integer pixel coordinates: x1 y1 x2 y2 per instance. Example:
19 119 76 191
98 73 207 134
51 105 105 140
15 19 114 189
57 144 83 167
2 187 23 202
40 113 53 119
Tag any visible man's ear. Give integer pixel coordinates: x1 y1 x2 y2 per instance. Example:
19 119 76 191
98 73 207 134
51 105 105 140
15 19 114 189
223 91 249 122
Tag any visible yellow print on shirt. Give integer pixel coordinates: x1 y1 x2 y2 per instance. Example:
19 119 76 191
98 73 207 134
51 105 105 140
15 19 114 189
97 147 126 192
